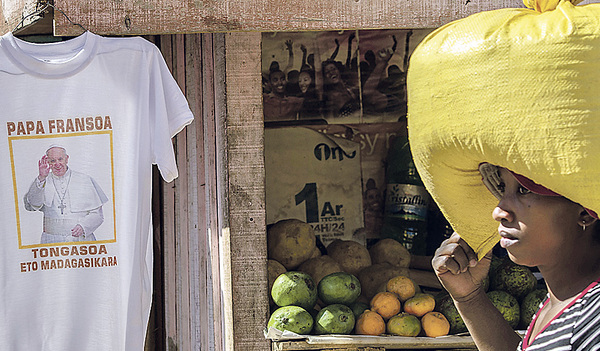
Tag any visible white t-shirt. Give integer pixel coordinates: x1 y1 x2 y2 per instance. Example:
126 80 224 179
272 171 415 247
0 31 194 350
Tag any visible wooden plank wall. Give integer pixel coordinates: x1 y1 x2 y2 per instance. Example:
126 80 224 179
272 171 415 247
200 32 228 351
156 33 232 351
157 31 268 351
209 33 228 351
156 31 270 351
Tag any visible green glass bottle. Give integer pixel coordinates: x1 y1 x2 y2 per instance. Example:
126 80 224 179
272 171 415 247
380 134 430 255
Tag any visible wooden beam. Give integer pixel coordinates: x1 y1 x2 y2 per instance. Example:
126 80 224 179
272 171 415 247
0 0 595 36
50 0 533 36
224 31 270 351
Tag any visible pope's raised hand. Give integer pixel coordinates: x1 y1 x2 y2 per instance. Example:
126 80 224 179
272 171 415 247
431 232 491 302
38 155 50 181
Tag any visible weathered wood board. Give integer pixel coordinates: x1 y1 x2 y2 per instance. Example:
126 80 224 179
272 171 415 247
50 0 530 35
272 335 478 350
2 0 600 36
224 31 271 351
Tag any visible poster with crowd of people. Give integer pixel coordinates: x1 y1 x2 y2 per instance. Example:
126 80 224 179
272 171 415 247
262 29 434 124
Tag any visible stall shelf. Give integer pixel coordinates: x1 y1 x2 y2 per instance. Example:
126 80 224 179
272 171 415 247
271 335 477 350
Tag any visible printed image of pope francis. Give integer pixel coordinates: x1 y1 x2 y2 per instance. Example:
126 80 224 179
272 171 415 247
24 145 109 244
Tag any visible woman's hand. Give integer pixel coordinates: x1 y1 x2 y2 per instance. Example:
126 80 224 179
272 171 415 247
375 47 393 64
432 232 492 302
285 39 293 52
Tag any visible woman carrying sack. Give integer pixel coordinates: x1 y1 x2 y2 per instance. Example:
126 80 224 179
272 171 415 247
407 0 600 349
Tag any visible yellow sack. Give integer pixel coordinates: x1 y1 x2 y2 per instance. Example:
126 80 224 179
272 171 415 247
407 0 600 258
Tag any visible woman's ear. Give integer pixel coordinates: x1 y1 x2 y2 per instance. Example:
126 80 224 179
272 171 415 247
578 209 598 230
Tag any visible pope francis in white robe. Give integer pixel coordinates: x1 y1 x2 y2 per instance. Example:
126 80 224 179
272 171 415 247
24 146 108 244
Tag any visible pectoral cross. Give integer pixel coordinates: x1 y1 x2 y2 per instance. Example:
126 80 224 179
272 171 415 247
58 202 66 215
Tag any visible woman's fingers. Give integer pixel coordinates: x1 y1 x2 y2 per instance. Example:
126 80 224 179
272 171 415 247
433 244 469 274
433 232 478 274
446 232 478 267
432 255 459 275
457 236 479 267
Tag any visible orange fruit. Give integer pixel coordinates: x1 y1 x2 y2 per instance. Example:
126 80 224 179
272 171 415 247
386 275 416 302
421 311 450 337
370 292 401 320
354 310 386 336
403 293 435 317
386 312 421 337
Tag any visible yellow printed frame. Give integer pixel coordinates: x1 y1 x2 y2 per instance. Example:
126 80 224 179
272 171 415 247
9 130 117 249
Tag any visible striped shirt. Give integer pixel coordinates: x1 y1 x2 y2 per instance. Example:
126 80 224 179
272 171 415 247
519 279 600 350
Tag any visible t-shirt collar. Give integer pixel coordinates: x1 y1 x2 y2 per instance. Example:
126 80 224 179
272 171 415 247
0 31 98 78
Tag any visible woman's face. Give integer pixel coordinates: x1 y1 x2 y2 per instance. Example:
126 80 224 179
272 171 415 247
269 71 286 96
324 63 341 84
298 72 312 94
492 168 583 267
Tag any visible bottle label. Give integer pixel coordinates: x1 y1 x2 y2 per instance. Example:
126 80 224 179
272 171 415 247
401 227 419 251
384 184 430 221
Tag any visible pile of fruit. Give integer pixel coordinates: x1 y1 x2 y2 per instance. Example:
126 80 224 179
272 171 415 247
268 269 450 337
267 218 413 307
357 275 451 337
266 218 548 337
267 218 447 337
435 256 548 334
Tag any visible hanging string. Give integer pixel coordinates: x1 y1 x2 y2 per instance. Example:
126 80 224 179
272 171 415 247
13 0 87 33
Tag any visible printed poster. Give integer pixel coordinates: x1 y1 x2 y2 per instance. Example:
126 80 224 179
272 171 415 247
8 120 116 251
265 127 364 247
305 122 408 243
261 29 434 124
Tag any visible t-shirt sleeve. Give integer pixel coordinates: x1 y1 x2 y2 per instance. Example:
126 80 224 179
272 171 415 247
148 43 194 183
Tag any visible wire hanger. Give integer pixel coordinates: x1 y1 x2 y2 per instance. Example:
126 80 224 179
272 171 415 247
12 0 87 34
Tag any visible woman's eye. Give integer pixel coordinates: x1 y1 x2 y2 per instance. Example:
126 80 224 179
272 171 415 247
518 186 531 195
